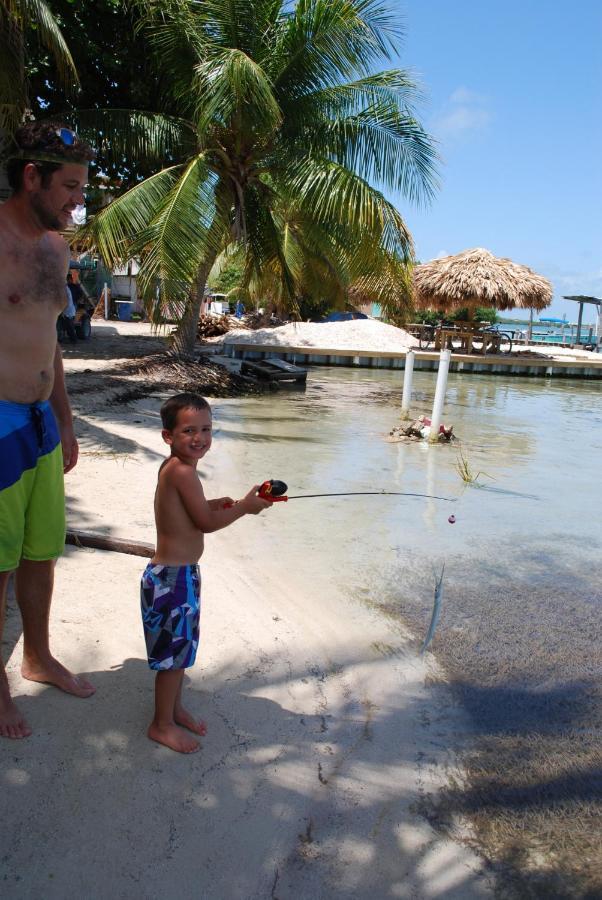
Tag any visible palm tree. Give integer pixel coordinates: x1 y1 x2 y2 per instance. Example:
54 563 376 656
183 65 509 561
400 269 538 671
0 0 78 133
80 0 438 357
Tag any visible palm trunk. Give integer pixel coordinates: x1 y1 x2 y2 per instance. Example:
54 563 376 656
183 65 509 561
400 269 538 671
170 257 216 359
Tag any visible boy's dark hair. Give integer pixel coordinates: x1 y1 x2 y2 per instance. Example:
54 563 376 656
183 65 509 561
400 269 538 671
161 393 211 431
7 120 96 193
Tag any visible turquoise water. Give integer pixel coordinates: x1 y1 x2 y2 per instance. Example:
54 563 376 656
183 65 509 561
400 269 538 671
494 323 600 346
212 369 601 587
211 366 601 702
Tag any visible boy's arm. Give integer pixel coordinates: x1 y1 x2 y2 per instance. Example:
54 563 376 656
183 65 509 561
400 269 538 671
174 467 270 533
208 497 234 511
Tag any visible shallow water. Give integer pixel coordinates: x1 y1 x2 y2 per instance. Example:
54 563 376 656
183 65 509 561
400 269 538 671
211 368 601 601
209 367 602 893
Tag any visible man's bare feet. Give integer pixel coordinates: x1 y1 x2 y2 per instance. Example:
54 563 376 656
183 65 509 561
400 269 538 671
0 690 32 739
147 722 200 754
21 657 95 698
174 705 207 736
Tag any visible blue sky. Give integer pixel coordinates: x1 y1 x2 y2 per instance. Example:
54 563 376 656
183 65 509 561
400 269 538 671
389 1 601 322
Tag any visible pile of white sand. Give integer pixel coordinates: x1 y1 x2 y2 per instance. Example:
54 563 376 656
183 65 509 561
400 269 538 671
222 318 418 352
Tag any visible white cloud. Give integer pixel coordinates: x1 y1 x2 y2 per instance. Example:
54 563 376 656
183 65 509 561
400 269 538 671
449 87 483 105
432 87 492 140
544 263 602 298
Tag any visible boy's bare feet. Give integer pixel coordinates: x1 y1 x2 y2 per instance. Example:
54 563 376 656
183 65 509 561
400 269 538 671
0 686 32 739
147 722 200 754
175 705 207 736
21 657 95 698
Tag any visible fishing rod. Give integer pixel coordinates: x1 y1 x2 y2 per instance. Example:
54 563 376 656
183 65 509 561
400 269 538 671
257 480 457 505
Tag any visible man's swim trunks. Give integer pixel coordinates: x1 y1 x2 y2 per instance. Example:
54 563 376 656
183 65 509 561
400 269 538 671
0 400 65 572
140 563 201 670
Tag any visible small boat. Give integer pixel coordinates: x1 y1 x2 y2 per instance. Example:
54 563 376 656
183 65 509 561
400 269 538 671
240 357 308 385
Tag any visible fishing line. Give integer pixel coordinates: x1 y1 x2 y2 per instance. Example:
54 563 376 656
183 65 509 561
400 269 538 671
256 480 458 652
286 491 456 503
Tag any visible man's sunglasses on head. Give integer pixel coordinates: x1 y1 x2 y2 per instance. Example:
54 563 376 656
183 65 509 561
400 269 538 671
55 127 76 146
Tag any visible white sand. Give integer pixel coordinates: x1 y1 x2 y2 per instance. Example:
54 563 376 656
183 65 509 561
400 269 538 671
0 324 492 899
221 317 601 361
223 318 419 351
511 342 601 360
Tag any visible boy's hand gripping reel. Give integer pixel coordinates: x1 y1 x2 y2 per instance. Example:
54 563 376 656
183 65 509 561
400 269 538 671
258 479 288 502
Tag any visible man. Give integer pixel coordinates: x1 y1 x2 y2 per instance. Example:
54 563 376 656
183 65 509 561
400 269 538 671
0 120 96 739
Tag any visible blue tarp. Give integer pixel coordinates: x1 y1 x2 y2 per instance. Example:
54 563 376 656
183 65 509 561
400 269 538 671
324 311 368 321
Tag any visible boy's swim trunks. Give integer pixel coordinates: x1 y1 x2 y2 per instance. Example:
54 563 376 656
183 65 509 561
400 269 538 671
140 563 201 670
0 400 65 572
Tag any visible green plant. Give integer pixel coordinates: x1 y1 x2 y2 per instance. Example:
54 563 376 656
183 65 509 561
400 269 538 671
0 0 78 132
77 0 438 357
456 449 494 485
411 306 499 326
411 309 441 325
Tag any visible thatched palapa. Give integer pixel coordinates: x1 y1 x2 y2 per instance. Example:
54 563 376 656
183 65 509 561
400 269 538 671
413 248 552 313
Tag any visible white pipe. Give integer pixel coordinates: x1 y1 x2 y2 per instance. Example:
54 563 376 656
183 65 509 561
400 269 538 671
527 308 533 342
401 350 415 418
429 349 451 443
103 282 109 320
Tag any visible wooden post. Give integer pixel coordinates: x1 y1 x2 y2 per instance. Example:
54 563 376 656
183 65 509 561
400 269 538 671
576 302 584 346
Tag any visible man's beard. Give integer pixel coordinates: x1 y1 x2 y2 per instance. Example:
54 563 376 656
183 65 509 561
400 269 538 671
31 191 67 231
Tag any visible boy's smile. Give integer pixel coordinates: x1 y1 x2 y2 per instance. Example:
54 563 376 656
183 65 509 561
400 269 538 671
163 407 212 465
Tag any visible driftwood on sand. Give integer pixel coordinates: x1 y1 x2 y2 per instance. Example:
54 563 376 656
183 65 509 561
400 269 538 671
66 530 154 558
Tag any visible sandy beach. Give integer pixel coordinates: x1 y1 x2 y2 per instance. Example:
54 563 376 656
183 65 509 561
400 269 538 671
1 323 492 899
220 318 601 361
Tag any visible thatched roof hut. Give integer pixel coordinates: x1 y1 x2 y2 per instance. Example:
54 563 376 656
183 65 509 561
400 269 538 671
413 248 552 313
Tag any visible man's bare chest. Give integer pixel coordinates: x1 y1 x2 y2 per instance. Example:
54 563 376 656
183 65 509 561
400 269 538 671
0 233 67 310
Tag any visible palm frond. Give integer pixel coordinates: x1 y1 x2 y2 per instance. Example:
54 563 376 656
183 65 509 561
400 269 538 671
20 0 78 89
283 156 414 260
129 0 206 113
243 184 300 310
271 0 401 95
194 49 281 137
131 156 228 308
312 103 439 203
71 109 197 168
293 69 425 113
78 166 183 265
0 25 24 131
189 0 280 56
0 0 78 132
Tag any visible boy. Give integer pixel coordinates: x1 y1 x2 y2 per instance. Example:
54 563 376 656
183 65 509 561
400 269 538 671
141 392 272 753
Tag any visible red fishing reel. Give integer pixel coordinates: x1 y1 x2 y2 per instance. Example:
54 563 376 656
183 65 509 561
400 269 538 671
258 479 288 502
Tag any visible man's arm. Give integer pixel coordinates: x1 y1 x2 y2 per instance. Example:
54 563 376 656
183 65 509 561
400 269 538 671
50 344 78 473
